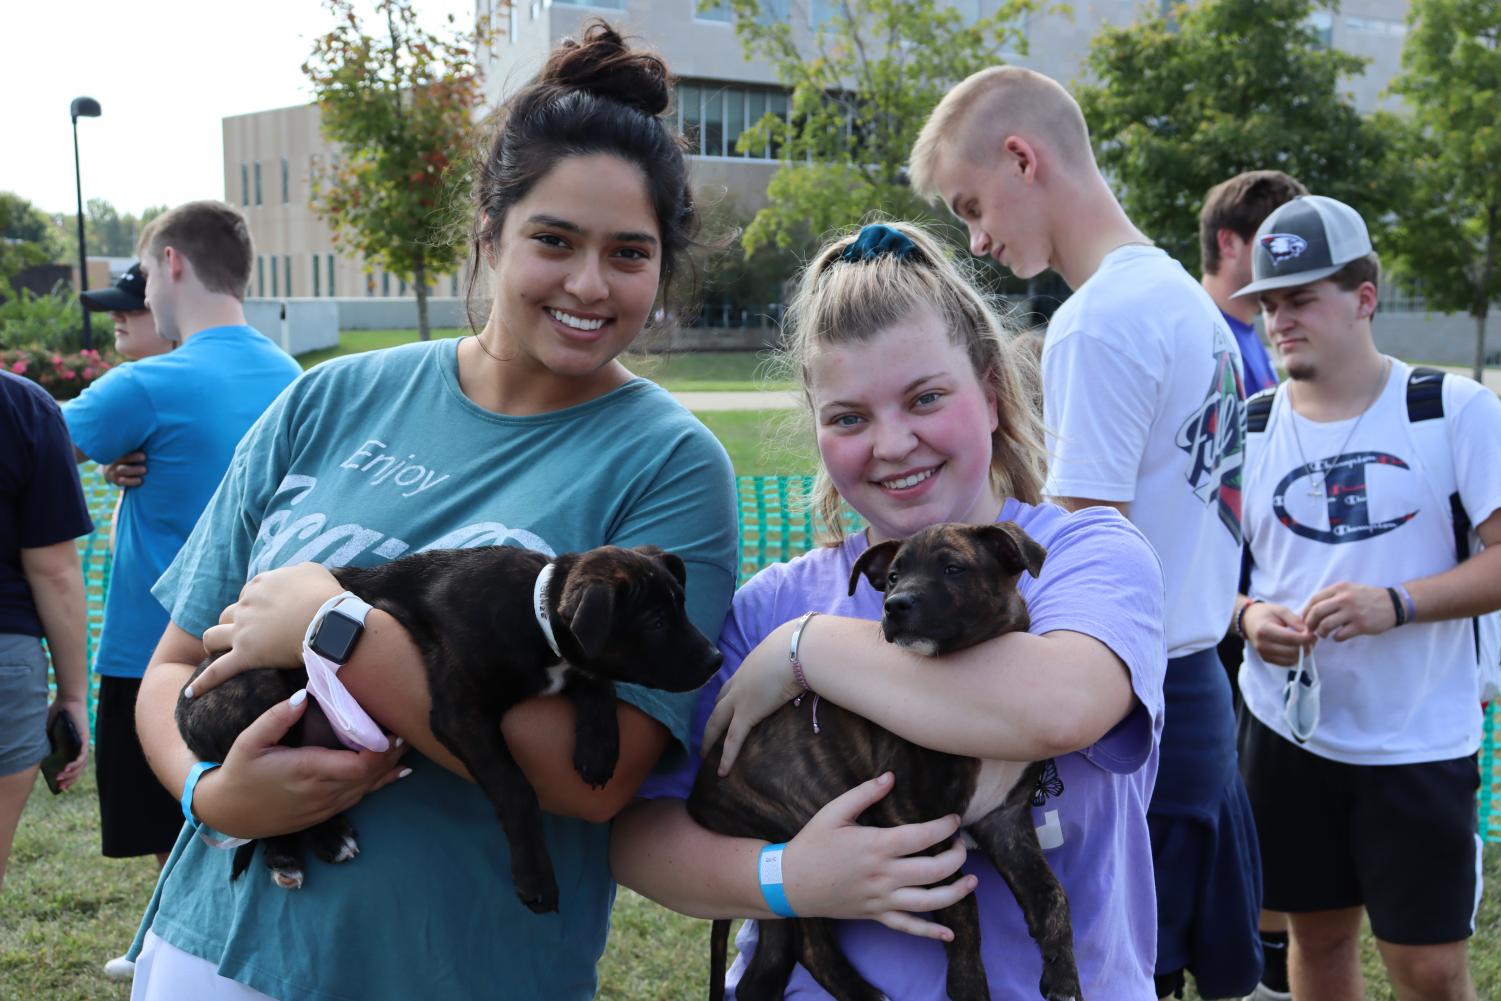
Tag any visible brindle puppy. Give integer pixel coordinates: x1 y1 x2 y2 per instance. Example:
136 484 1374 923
688 522 1081 1001
177 544 722 913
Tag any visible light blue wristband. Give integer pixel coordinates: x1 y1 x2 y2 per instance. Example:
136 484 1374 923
758 843 798 918
180 760 222 827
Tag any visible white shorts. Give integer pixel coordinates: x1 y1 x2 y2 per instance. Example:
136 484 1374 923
130 929 280 1001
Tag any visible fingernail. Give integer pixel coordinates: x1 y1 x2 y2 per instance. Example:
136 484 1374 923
289 689 308 707
397 767 413 779
393 736 404 749
878 771 893 785
183 685 195 700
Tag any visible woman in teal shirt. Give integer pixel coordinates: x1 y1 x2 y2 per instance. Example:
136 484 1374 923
127 23 736 1000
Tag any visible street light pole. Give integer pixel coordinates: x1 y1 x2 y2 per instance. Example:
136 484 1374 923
70 96 102 351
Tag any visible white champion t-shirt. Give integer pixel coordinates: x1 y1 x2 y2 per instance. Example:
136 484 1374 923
1043 245 1246 658
1240 358 1501 765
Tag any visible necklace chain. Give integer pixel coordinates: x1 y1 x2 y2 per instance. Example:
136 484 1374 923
1286 358 1391 498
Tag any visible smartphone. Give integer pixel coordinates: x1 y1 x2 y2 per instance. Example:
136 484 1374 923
38 711 83 795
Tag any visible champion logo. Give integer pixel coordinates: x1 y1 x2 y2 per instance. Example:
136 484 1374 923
1261 233 1308 264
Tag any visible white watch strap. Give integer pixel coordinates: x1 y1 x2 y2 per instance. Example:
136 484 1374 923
303 591 375 650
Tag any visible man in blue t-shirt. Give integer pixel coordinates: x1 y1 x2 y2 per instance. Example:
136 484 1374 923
1199 171 1309 396
61 200 301 982
1197 170 1306 1001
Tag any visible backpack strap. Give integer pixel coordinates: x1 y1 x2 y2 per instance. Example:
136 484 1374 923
1246 385 1278 435
1405 367 1480 658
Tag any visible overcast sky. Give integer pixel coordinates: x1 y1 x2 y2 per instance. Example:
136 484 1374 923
6 0 472 217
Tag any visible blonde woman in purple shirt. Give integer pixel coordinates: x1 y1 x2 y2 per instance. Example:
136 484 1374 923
611 221 1168 999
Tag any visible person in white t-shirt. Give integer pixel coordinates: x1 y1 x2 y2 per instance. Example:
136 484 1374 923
909 66 1261 1001
1231 195 1501 1001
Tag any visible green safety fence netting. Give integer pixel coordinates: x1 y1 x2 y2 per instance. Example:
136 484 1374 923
64 466 1501 843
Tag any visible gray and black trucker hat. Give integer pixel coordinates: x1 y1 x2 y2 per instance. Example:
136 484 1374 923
1231 195 1372 298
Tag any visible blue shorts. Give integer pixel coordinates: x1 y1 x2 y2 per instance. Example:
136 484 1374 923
0 633 51 776
1148 773 1264 997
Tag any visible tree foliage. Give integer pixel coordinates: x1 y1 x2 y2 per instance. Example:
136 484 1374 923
1389 0 1501 379
303 0 495 339
722 0 1039 258
1076 0 1405 273
0 192 67 287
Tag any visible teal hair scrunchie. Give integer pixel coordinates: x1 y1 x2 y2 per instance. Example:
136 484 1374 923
840 224 918 264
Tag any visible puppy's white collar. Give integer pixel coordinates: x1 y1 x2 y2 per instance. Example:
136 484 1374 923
533 563 562 659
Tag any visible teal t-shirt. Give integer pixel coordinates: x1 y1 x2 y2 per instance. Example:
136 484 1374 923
135 339 738 1001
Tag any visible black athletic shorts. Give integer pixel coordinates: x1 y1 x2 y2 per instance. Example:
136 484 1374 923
96 675 185 858
1238 708 1481 945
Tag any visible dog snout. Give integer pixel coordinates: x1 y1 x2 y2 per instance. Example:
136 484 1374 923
884 592 917 618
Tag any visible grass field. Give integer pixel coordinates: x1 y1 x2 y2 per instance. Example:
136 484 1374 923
694 410 814 476
4 761 1498 1000
296 330 793 392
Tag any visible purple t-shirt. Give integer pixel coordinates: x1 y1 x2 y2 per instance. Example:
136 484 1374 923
644 499 1167 1000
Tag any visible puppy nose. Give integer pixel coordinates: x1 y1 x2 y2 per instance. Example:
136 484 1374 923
884 593 915 618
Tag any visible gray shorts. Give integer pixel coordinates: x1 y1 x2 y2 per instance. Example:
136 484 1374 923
0 633 51 776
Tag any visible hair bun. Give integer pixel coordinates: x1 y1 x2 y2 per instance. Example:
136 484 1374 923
541 19 672 118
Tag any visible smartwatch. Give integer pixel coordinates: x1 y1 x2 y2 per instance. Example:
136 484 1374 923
306 592 374 665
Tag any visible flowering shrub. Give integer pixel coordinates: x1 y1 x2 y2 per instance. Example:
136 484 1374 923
1 347 117 399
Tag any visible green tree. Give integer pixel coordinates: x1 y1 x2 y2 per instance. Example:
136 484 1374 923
1076 0 1405 274
721 0 1038 258
0 192 67 287
1389 0 1501 381
303 0 496 340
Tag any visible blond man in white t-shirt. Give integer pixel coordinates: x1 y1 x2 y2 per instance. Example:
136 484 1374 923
1232 195 1501 1001
910 66 1262 1001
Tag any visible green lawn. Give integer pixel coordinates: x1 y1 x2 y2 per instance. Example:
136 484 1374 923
5 761 1498 1001
694 409 815 476
297 330 793 392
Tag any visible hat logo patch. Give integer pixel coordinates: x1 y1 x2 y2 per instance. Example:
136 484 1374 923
1262 233 1308 264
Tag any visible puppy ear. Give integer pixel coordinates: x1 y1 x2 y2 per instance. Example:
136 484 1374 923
980 522 1046 578
561 582 615 660
656 551 688 588
848 540 903 596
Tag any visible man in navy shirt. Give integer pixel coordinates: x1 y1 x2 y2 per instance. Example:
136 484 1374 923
0 371 93 889
1200 171 1308 395
61 200 301 981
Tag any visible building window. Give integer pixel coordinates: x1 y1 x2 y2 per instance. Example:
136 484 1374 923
697 0 731 21
530 0 540 17
702 88 725 157
508 4 517 41
399 276 407 296
254 161 263 206
284 255 292 297
1307 10 1333 46
678 82 790 159
281 156 290 204
552 0 625 7
451 273 459 296
382 271 390 297
312 256 321 297
679 84 702 154
271 258 279 297
1345 14 1406 37
327 254 336 296
240 163 249 206
757 0 790 25
256 256 265 297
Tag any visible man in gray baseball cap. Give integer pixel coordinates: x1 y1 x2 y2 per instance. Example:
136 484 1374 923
1233 195 1374 299
1230 194 1501 1000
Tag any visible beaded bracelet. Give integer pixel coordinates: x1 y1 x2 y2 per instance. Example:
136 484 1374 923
1235 599 1263 640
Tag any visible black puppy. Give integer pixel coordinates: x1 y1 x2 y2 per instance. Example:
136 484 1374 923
177 543 722 912
688 522 1081 1001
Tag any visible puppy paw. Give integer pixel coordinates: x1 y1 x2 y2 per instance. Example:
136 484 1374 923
513 874 560 914
271 866 305 890
571 746 618 789
1039 966 1081 1001
309 815 361 865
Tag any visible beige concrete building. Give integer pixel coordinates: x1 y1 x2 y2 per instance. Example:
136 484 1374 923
226 0 1411 300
